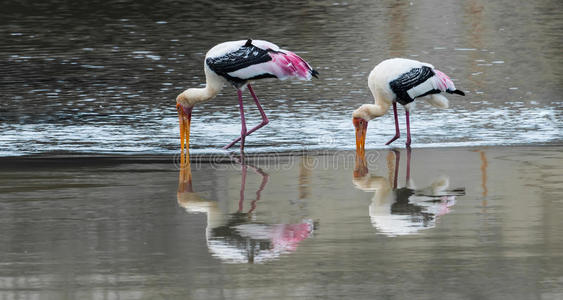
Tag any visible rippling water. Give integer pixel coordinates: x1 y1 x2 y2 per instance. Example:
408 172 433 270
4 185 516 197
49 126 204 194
1 0 561 155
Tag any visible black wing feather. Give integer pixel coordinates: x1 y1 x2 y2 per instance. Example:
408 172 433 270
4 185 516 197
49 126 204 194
206 42 273 86
389 66 435 105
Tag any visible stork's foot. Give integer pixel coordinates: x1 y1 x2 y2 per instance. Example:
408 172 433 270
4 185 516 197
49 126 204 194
385 134 400 145
223 142 235 150
224 133 246 150
223 135 245 150
222 119 270 150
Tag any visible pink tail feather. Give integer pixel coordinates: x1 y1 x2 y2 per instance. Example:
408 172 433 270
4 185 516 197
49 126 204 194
433 69 457 92
270 51 315 80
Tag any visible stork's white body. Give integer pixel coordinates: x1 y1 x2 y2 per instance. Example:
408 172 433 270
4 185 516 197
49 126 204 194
206 40 280 59
176 39 317 153
353 58 465 148
204 39 316 82
368 58 449 110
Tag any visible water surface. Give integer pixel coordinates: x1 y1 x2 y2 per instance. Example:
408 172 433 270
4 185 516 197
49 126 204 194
1 0 562 155
1 147 562 299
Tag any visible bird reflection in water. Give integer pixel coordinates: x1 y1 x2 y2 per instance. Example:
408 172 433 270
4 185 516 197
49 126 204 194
177 158 314 264
353 149 465 236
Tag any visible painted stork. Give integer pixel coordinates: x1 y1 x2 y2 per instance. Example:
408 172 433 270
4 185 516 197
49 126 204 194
353 58 465 150
176 39 318 158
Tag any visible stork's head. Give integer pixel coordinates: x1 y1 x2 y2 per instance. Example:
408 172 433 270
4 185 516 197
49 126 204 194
176 90 194 108
352 106 371 153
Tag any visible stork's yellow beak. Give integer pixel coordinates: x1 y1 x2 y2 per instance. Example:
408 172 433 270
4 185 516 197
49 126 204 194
353 117 368 154
177 103 192 166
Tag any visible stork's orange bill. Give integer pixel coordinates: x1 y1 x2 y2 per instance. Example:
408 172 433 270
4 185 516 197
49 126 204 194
353 117 368 153
177 104 192 165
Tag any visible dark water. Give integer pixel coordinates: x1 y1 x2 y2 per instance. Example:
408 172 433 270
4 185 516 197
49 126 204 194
1 0 562 155
1 147 562 299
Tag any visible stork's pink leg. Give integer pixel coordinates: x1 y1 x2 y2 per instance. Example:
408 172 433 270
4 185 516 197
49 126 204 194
247 84 269 127
405 109 411 147
223 84 269 150
233 89 247 152
223 90 247 150
385 102 400 145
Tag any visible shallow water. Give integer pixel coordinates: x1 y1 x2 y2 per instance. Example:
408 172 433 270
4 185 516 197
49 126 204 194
1 0 562 155
1 147 562 299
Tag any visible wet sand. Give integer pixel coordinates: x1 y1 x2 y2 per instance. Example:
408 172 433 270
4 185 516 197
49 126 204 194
1 145 562 299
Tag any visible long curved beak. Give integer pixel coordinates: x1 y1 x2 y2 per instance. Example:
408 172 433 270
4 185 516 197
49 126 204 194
353 117 368 154
177 104 192 166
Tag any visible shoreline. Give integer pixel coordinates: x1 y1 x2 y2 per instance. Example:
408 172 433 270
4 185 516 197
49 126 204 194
2 141 562 159
1 144 561 168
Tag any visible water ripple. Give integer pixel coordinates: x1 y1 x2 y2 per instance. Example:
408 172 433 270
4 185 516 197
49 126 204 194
0 0 561 156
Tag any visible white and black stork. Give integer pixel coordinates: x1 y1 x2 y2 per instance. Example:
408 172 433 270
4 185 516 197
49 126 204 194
353 58 465 150
176 39 318 156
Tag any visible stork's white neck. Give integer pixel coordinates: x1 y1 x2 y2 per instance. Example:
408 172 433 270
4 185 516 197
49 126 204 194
179 86 219 107
353 88 392 121
352 101 390 121
177 66 225 107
